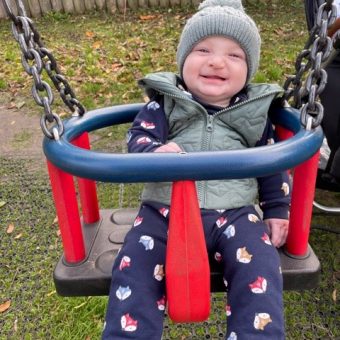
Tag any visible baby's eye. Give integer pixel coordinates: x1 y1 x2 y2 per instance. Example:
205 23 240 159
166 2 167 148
195 47 209 53
229 53 244 59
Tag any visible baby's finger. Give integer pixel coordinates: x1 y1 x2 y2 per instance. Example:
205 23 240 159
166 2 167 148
270 225 281 247
278 225 289 248
167 142 182 152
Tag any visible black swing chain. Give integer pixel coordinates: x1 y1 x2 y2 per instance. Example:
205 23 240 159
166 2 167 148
2 0 86 139
283 0 337 129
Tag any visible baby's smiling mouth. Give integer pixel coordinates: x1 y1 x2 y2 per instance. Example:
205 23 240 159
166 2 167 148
201 74 226 81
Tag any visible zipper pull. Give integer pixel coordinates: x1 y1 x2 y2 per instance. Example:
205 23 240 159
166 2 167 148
206 115 214 132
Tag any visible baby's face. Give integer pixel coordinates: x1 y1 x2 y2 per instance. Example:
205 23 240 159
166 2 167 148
182 36 247 107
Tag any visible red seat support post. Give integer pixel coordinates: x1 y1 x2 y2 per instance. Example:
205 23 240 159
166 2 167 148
166 181 210 322
47 161 86 263
286 152 319 256
72 132 100 224
276 125 319 257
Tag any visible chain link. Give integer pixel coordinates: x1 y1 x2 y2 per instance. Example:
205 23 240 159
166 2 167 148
332 29 340 49
283 0 337 129
3 0 85 139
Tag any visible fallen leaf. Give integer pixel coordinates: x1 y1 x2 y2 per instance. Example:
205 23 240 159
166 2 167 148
0 201 6 208
52 216 58 225
139 15 156 20
7 102 16 109
0 300 11 313
17 101 25 109
274 28 286 37
85 31 95 38
14 233 23 239
111 62 123 72
6 223 14 234
92 41 102 49
10 120 15 125
13 318 18 332
332 289 337 302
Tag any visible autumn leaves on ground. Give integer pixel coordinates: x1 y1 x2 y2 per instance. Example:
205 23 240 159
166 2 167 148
0 1 339 339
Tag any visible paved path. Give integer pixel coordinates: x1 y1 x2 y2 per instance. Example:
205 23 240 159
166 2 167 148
0 104 45 162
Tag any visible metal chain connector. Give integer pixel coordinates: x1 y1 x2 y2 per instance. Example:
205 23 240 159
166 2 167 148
283 0 337 129
3 0 86 139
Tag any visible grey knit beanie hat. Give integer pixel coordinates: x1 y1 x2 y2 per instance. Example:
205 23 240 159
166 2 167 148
176 0 261 83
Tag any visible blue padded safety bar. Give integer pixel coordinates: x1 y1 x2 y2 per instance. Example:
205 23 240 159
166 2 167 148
43 104 323 183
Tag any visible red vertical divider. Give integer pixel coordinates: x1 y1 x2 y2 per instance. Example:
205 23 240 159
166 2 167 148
72 132 100 224
47 160 86 263
167 181 210 322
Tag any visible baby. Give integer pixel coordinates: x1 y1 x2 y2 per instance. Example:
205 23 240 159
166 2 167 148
103 0 290 339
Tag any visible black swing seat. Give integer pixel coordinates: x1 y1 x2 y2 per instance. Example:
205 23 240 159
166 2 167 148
54 208 321 296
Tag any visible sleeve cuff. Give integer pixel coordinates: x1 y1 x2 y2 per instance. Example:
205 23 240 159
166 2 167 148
262 204 290 220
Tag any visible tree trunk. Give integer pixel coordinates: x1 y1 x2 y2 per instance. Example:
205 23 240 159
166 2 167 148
39 0 52 15
106 0 117 14
27 0 41 17
62 0 75 13
74 0 85 13
51 0 64 12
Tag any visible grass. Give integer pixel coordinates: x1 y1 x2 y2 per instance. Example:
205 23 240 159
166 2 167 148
11 131 34 148
0 1 339 339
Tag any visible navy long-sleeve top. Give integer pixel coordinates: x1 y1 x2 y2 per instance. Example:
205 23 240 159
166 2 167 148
127 90 291 220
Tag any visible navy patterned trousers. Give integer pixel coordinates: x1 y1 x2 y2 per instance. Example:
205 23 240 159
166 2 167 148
102 202 285 340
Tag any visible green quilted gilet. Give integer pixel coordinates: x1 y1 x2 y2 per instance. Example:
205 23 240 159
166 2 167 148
138 72 282 210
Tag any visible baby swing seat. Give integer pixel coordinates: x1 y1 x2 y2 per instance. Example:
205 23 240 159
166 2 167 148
44 103 323 299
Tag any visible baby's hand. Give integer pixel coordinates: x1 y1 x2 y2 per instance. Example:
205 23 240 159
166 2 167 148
264 218 289 248
154 142 182 153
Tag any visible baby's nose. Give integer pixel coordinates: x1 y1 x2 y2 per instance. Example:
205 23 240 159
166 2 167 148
209 55 226 67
